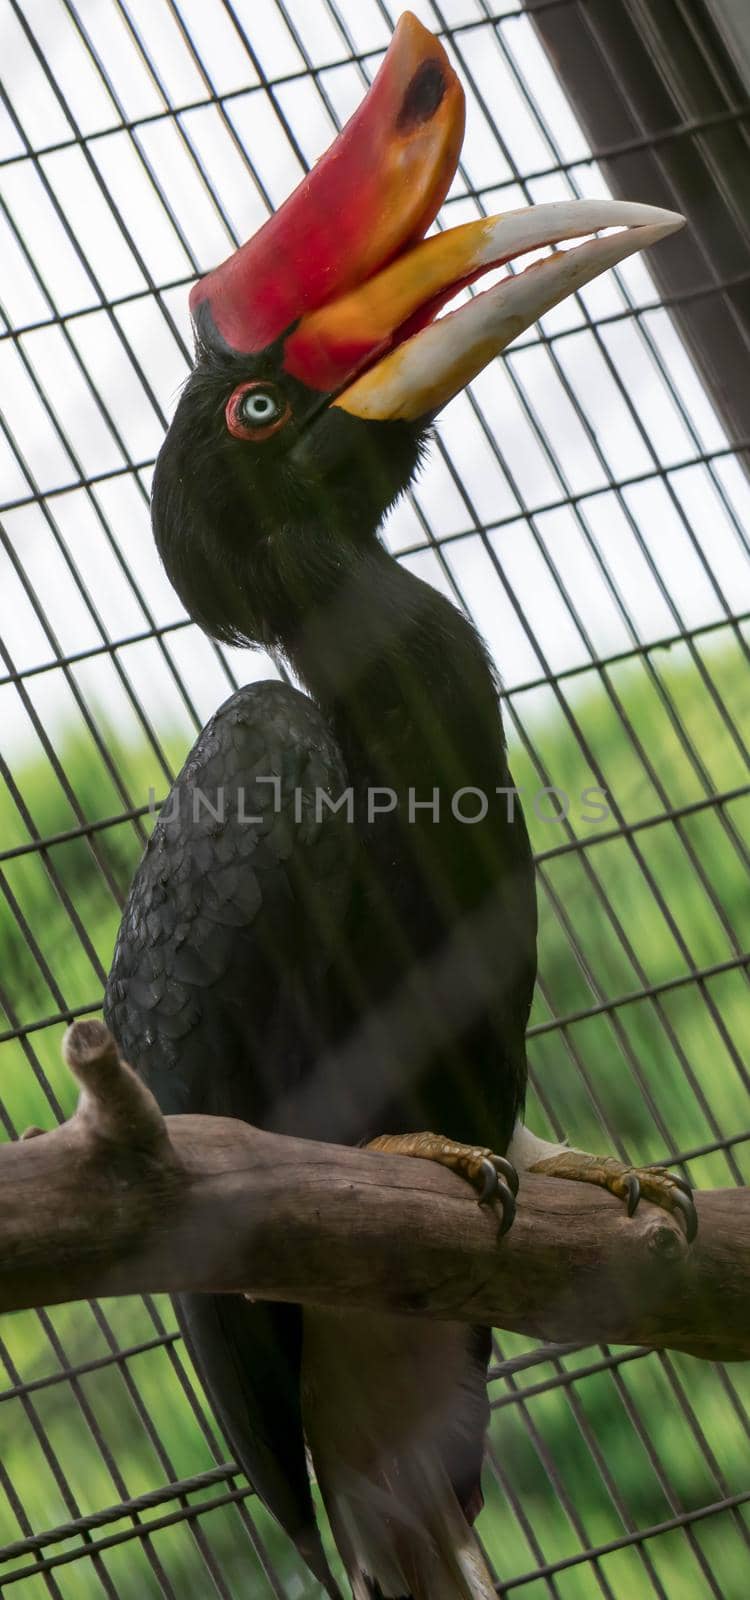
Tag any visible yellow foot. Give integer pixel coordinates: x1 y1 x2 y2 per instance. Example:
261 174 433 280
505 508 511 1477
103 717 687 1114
367 1131 518 1236
529 1150 698 1242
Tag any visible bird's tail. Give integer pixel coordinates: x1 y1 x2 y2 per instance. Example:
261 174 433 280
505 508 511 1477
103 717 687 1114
392 1458 498 1600
303 1308 496 1600
321 1447 497 1600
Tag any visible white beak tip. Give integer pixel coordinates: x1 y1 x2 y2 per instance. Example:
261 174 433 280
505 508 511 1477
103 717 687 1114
645 206 687 238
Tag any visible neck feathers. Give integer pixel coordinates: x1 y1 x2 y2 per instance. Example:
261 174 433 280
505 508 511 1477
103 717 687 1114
283 544 507 793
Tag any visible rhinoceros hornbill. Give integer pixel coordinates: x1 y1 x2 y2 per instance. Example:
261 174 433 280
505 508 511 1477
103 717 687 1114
105 14 696 1597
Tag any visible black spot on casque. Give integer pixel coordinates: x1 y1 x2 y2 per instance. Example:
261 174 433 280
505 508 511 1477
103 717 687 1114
397 58 446 130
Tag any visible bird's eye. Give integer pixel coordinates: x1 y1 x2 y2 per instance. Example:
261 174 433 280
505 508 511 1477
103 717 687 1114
225 381 291 441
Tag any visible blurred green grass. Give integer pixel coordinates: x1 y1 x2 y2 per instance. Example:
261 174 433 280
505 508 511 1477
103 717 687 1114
1 634 749 1597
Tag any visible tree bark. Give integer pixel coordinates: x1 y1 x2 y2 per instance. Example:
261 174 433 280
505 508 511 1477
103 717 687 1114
1 1021 747 1362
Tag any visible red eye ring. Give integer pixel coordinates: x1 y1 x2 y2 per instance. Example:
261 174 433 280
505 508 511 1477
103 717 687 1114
225 380 291 441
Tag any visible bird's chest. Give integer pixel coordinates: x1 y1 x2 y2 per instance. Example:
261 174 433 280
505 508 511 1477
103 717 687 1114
271 700 533 1148
336 747 513 990
305 797 509 1138
340 794 465 992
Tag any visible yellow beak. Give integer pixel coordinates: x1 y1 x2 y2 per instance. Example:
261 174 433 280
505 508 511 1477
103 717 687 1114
287 199 685 421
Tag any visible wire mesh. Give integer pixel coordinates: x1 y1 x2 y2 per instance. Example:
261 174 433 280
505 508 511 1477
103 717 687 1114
1 0 749 1596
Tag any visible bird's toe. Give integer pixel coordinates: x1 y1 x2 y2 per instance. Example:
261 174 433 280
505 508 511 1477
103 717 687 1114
367 1131 519 1234
529 1148 698 1243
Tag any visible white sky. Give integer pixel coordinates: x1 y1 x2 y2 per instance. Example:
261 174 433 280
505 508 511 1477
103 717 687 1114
2 0 750 767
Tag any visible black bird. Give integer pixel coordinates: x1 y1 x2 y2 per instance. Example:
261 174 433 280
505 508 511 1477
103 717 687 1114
105 15 695 1597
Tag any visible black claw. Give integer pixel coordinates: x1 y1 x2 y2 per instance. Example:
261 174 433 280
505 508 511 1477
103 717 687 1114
669 1172 694 1201
478 1156 499 1204
495 1179 517 1237
477 1161 516 1235
493 1155 519 1197
625 1173 641 1216
671 1188 698 1244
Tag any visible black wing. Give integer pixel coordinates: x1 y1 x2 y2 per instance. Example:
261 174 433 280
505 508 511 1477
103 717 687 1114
104 680 352 1589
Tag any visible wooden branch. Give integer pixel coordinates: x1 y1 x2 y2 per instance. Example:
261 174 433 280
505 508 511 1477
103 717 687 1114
2 1021 748 1361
